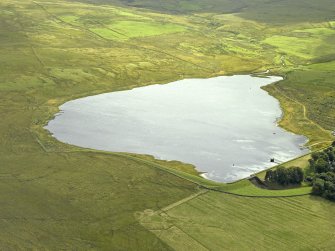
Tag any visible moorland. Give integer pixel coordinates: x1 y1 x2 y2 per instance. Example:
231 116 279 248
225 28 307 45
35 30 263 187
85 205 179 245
0 0 335 249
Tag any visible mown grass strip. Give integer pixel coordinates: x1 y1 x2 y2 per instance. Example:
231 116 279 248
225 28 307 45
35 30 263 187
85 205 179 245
73 149 313 197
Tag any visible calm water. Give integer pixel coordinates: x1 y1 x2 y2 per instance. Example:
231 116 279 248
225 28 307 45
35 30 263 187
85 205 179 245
46 75 309 182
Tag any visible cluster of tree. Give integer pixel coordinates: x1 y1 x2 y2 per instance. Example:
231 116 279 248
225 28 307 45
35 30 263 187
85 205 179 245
309 142 335 201
265 166 304 185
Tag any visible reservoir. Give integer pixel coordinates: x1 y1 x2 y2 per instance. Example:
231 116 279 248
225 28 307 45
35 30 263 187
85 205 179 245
46 75 309 182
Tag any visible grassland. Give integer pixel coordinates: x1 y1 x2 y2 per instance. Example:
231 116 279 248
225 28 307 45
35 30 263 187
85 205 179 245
111 153 313 197
91 21 185 41
139 191 335 250
0 0 335 249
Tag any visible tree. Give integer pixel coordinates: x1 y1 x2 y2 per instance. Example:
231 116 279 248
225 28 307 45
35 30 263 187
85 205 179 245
314 159 330 173
309 145 335 202
265 170 272 182
327 151 334 162
312 178 325 195
291 166 304 184
264 166 304 185
276 166 288 185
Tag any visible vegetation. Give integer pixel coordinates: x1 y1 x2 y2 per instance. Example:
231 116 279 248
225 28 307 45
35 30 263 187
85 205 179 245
112 153 313 197
256 152 312 180
0 0 334 249
265 166 304 185
308 142 335 201
139 191 335 250
91 21 186 41
313 174 335 200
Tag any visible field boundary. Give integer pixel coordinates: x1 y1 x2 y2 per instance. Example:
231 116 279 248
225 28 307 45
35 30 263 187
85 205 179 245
69 149 314 198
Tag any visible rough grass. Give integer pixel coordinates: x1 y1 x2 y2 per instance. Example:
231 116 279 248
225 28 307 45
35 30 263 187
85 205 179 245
263 27 335 62
263 77 334 148
264 35 320 60
75 0 335 24
0 0 335 249
264 62 335 145
0 151 198 250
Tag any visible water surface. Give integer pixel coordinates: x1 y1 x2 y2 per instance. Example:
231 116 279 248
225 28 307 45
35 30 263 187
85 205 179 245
46 75 308 182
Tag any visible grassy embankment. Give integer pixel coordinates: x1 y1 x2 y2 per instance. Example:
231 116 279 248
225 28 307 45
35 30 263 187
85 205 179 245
0 0 335 249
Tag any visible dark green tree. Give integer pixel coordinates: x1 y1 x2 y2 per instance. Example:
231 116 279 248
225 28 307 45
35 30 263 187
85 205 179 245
312 178 325 195
314 159 330 173
265 166 304 185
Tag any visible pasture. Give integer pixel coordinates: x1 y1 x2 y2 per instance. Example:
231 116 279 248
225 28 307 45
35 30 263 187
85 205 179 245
139 191 335 250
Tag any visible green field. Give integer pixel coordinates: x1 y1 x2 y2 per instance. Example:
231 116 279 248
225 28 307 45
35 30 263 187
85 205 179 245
91 21 185 40
1 0 335 249
139 191 335 250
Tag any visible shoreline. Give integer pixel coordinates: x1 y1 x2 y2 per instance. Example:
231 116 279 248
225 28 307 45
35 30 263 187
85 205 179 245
44 74 310 184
